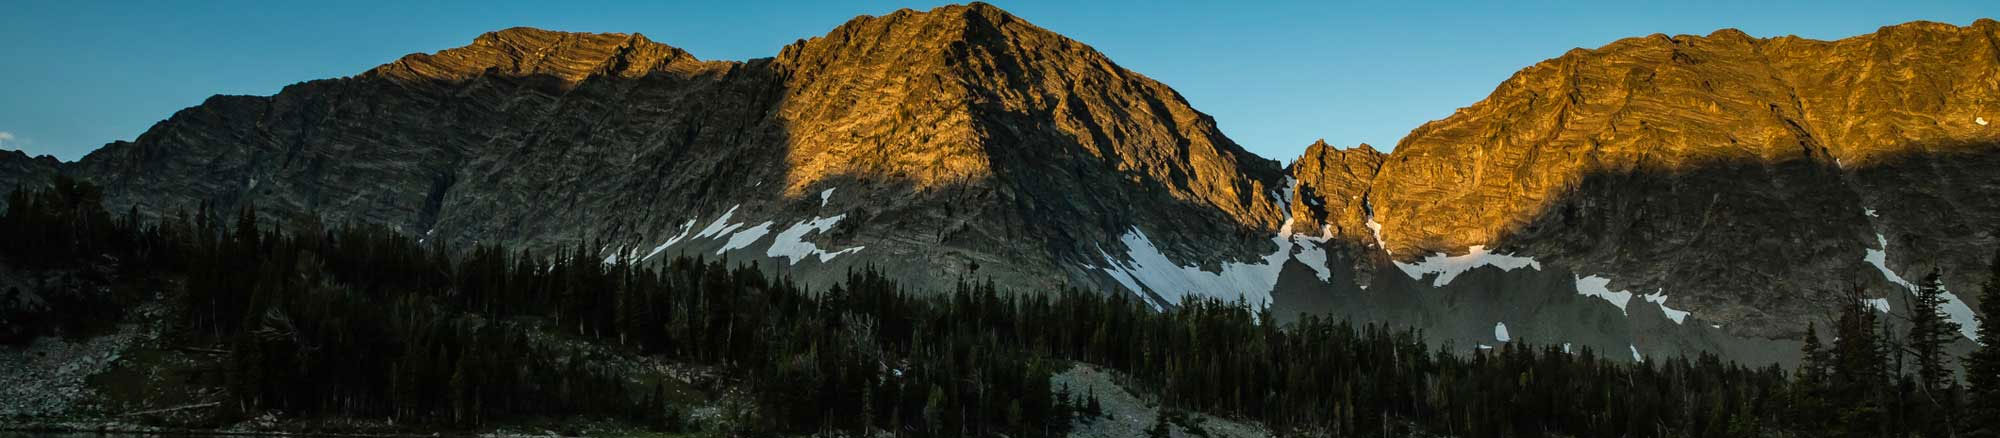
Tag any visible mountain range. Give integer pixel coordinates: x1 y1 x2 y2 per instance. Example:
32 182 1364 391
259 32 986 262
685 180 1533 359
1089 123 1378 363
3 3 1995 367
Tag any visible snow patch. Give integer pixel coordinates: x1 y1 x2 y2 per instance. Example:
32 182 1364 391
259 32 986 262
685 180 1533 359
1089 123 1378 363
1274 176 1298 207
1978 116 1989 126
1640 292 1690 324
1289 225 1335 281
1572 275 1690 324
1494 322 1511 342
1863 298 1891 314
1561 343 1573 354
1630 345 1644 362
643 221 697 261
695 205 744 239
1575 275 1635 314
1938 291 1979 341
766 214 865 264
819 188 836 207
680 205 863 264
1864 233 1981 340
603 242 653 265
1393 246 1541 287
1089 224 1296 310
1365 218 1388 254
717 221 774 254
1865 234 1908 289
1361 197 1390 254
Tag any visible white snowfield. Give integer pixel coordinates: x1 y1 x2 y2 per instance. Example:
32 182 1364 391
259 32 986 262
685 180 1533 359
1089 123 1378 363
766 214 866 265
1864 232 1980 340
1573 275 1692 325
1292 225 1335 281
1089 177 1344 310
1494 322 1511 342
1575 275 1634 313
695 205 746 239
1365 218 1388 254
1643 293 1691 324
1092 217 1705 332
621 204 866 267
1392 245 1541 287
643 221 696 261
718 221 774 254
1630 345 1644 362
1275 176 1297 207
1088 225 1295 310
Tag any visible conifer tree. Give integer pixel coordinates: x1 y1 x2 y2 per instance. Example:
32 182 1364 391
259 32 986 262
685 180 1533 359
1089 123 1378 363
1908 269 1963 395
1831 286 1890 437
1902 268 1963 437
1966 249 2000 438
1789 321 1830 434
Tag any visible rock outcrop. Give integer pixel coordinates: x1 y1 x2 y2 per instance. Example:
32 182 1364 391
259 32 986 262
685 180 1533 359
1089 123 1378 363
53 4 1288 296
1353 19 2000 341
0 151 59 209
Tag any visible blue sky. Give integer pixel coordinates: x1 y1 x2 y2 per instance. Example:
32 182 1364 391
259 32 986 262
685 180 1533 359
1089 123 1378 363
1 1 1992 162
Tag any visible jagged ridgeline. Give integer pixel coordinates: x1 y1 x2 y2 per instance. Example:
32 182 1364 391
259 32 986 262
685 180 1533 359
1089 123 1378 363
0 2 1997 379
9 177 1999 436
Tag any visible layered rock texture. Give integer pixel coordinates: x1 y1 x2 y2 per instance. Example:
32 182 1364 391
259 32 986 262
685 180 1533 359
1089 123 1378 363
2 4 1995 366
35 4 1290 296
1360 19 2000 343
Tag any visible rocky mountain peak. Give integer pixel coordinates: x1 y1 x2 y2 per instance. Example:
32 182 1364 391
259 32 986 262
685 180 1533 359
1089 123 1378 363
367 26 715 84
761 2 1286 232
30 3 1295 300
1284 140 1383 243
1367 18 2000 339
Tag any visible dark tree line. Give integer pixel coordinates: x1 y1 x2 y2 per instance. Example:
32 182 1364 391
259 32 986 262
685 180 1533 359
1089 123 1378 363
4 178 2000 437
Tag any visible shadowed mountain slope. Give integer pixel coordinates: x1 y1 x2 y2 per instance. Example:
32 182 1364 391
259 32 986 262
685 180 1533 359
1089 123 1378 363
41 3 1289 295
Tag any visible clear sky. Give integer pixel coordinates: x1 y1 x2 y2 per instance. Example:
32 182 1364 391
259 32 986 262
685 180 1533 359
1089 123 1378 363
1 1 1992 162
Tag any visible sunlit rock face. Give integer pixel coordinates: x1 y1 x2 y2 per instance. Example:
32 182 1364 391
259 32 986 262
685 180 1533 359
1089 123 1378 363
25 4 1290 295
1352 19 2000 343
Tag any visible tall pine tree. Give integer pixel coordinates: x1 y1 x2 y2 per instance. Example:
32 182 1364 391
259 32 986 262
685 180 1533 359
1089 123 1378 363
1832 286 1891 438
1966 249 2000 438
1790 321 1830 434
1908 269 1963 394
1904 268 1965 438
